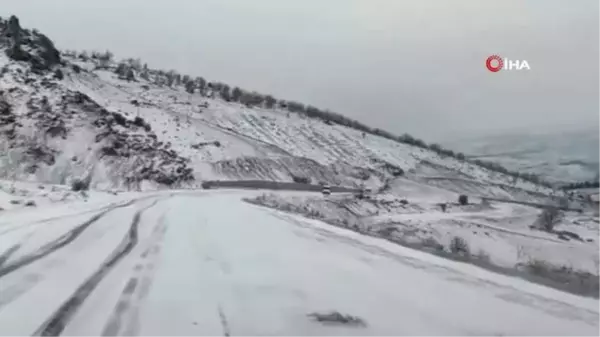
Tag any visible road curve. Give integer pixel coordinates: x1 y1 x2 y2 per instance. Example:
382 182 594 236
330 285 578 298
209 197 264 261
0 191 597 336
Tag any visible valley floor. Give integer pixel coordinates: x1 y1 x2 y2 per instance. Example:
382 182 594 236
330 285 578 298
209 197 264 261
0 190 597 336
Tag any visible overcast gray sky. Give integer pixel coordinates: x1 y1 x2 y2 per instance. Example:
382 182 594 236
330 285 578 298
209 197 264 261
2 0 598 141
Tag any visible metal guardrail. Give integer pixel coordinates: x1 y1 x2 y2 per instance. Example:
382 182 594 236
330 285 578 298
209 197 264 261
201 180 359 193
482 197 583 212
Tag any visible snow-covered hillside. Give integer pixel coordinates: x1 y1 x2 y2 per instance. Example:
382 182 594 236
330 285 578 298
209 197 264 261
0 15 559 198
78 69 558 194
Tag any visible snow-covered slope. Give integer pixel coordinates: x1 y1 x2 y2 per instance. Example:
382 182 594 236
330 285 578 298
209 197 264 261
29 63 555 193
0 53 194 190
0 15 557 199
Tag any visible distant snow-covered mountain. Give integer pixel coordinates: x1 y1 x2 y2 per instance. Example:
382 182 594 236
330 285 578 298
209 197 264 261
445 129 599 184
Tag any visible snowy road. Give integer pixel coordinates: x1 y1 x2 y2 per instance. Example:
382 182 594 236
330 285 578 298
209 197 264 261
0 191 597 336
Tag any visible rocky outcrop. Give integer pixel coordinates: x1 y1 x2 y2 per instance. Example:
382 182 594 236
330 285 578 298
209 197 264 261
69 91 195 186
0 75 194 187
0 15 61 73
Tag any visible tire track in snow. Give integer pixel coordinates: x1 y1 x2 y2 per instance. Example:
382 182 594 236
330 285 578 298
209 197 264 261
0 232 33 268
0 200 137 279
34 199 160 336
0 205 142 311
0 244 22 268
0 201 125 237
101 212 169 336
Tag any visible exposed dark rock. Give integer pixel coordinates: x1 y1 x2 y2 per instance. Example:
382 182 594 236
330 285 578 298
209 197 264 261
554 230 583 242
308 312 366 327
71 178 90 191
1 16 61 72
26 144 56 165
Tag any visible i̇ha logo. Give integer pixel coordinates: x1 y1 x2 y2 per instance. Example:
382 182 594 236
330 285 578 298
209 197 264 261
486 55 530 72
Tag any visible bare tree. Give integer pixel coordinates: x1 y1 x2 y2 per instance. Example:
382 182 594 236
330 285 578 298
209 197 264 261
126 58 142 71
166 70 176 87
220 84 231 101
115 62 127 77
97 50 113 69
125 68 135 82
231 87 243 102
196 77 206 95
185 80 195 94
265 95 276 109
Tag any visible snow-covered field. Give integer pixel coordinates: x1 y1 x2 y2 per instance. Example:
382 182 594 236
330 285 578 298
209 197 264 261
244 177 599 290
0 189 598 336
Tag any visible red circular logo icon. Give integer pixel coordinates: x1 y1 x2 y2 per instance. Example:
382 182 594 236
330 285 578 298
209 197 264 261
486 55 503 72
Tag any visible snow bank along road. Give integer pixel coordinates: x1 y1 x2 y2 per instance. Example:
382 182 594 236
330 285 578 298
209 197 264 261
0 190 597 336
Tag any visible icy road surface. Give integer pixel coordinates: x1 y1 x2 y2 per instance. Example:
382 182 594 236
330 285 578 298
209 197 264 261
0 191 597 336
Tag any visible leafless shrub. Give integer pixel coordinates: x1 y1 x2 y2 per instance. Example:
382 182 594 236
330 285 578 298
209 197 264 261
449 236 470 256
70 165 94 191
422 237 445 252
307 207 324 218
516 245 528 261
538 207 561 231
70 178 89 191
475 250 491 263
525 258 552 276
521 258 599 296
377 226 398 238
